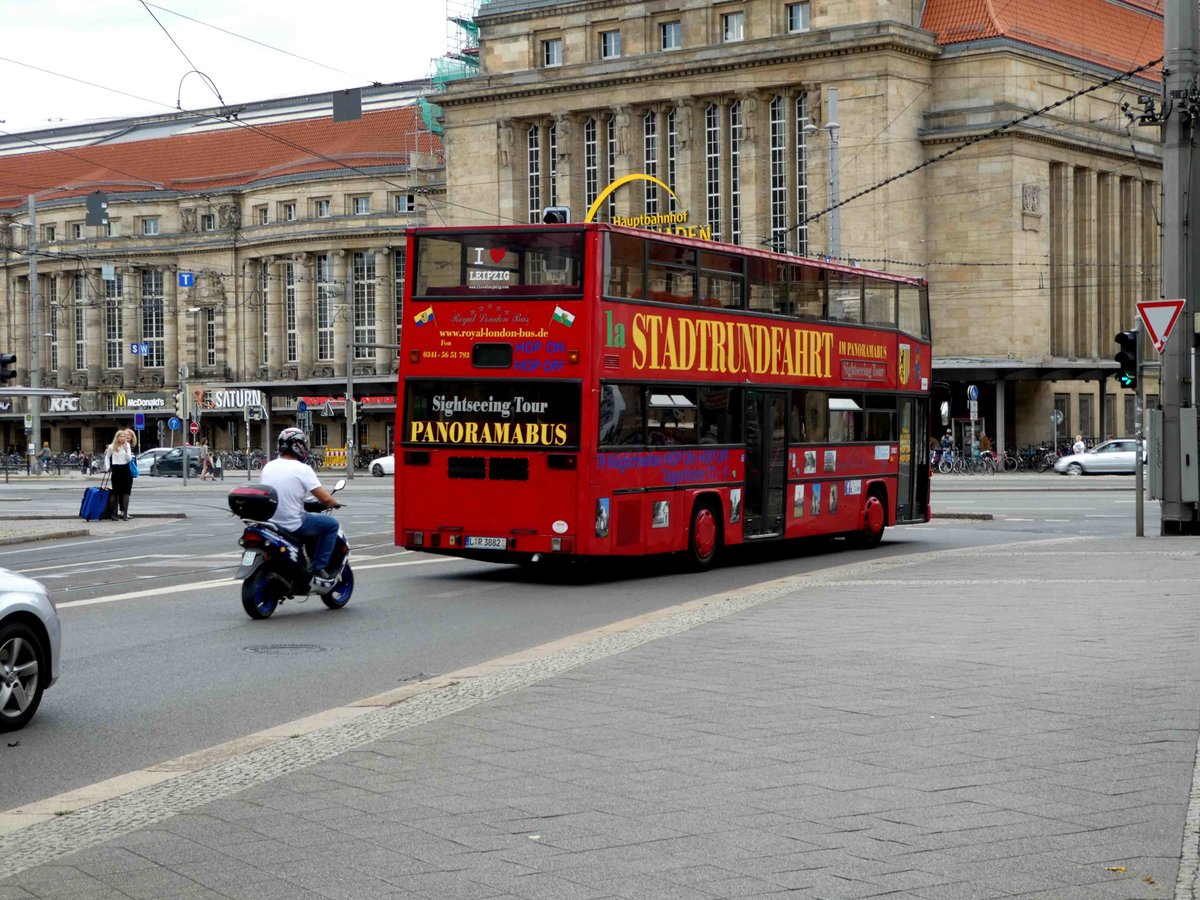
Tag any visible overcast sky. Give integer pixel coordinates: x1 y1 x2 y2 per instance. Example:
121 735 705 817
1 0 456 133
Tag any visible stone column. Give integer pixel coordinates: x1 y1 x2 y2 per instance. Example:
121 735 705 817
553 114 576 219
736 92 762 248
267 257 285 378
611 106 633 220
374 248 394 376
1072 168 1096 359
85 271 102 388
164 268 179 387
673 99 698 224
121 268 140 385
13 276 28 381
497 119 517 226
56 273 72 386
331 249 348 377
293 253 314 378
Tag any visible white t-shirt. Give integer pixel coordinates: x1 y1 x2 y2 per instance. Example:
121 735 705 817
259 457 321 530
1072 440 1086 455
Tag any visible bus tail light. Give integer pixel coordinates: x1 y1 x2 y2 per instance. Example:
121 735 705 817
551 537 574 553
406 530 424 546
547 454 576 470
409 349 421 364
568 349 580 364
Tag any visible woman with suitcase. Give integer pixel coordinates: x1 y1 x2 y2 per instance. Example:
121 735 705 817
104 429 136 521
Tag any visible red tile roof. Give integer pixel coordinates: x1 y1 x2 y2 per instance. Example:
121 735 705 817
922 0 1163 81
0 106 440 211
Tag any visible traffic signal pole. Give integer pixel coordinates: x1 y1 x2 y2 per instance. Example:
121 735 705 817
1160 0 1200 533
1135 324 1144 538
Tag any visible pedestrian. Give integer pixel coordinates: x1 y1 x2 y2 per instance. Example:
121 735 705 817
979 432 992 454
1072 433 1086 456
212 449 224 481
104 428 136 520
38 441 51 475
941 430 953 452
198 437 212 480
80 451 90 475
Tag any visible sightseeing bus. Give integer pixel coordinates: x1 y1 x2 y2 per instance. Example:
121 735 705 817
394 223 931 568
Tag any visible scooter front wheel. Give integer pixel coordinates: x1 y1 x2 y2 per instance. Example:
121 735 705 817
242 569 285 619
320 563 353 610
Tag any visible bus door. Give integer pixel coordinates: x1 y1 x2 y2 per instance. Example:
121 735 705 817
896 397 929 523
743 390 787 538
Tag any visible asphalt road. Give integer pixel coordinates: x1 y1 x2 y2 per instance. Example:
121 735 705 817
0 472 1148 811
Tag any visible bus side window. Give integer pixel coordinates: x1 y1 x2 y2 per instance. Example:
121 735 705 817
698 386 738 444
604 232 645 300
746 257 774 314
599 383 644 446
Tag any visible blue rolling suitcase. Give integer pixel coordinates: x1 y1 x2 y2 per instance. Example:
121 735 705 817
80 475 114 521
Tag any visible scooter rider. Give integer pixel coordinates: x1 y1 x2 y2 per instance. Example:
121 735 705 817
259 427 342 587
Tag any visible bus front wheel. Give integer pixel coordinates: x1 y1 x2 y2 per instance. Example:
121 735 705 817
686 502 722 571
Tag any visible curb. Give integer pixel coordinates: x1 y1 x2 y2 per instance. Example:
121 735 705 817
0 514 187 521
0 530 89 546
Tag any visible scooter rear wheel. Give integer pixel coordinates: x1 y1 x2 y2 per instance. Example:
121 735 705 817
320 563 353 609
242 570 284 619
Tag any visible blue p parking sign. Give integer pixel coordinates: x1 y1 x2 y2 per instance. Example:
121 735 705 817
133 412 145 431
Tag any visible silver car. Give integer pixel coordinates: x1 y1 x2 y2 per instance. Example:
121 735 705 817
1053 439 1144 476
0 568 61 731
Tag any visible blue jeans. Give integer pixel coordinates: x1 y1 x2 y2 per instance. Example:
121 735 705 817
296 512 339 572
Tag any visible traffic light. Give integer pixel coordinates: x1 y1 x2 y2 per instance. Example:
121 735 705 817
541 206 570 224
0 353 15 383
354 400 364 423
173 389 186 419
1114 330 1138 389
1114 330 1138 390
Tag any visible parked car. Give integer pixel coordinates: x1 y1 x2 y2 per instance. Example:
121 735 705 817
135 447 172 475
370 455 395 477
0 568 60 731
1053 439 1145 476
150 447 203 477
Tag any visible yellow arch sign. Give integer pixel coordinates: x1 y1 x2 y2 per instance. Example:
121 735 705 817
583 174 682 223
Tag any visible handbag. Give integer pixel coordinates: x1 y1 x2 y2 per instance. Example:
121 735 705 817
129 456 139 478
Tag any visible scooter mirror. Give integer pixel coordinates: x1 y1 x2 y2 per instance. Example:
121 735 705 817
333 478 347 491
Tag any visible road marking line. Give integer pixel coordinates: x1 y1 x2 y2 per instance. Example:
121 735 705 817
56 556 461 609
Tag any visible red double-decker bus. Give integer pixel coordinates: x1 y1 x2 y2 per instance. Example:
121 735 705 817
394 223 931 568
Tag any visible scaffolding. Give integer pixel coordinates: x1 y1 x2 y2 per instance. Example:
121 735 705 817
420 0 482 135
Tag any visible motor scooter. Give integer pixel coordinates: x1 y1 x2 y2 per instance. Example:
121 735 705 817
228 479 352 619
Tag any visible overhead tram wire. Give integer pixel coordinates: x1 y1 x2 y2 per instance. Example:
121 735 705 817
775 54 1164 246
142 1 362 80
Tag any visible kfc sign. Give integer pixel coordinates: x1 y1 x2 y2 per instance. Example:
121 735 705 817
48 396 81 413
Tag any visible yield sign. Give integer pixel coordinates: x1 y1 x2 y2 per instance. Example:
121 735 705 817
1136 299 1187 354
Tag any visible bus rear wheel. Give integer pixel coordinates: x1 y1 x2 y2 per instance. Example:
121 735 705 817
852 492 886 549
686 501 722 571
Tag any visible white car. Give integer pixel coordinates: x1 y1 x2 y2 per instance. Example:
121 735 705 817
370 455 395 477
1053 439 1144 476
0 568 60 732
135 447 172 475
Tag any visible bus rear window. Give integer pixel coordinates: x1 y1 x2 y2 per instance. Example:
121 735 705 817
414 230 584 299
404 379 581 448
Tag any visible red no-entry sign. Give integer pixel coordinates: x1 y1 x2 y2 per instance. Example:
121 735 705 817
189 421 200 434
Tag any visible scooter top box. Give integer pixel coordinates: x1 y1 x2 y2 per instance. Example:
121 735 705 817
228 484 278 520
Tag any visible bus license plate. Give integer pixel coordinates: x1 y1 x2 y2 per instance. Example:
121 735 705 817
466 536 506 550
